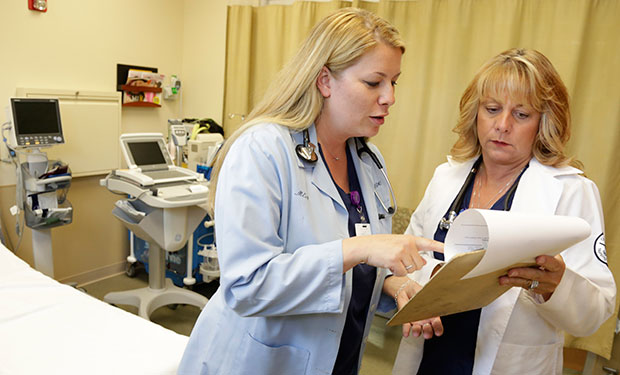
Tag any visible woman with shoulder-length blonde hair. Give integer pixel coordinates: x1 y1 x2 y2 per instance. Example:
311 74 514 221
451 48 576 168
179 8 441 375
392 48 615 375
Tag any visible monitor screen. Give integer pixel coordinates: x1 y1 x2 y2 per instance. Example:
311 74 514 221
10 98 64 147
127 141 167 166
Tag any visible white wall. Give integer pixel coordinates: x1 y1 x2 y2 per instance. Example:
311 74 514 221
0 0 228 282
0 0 182 126
0 0 227 137
181 0 227 123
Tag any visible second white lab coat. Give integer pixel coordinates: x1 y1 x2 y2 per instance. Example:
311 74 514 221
393 157 615 375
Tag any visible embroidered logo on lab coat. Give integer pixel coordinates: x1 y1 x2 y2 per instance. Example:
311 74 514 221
294 190 309 200
594 233 607 265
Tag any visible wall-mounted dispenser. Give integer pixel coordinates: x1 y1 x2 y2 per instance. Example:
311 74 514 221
164 75 181 100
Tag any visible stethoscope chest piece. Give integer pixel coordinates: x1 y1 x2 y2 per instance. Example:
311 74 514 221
439 210 457 230
296 142 318 163
296 129 318 163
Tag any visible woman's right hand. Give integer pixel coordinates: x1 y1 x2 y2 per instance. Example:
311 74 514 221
342 234 443 276
385 275 444 338
406 316 444 339
403 263 444 338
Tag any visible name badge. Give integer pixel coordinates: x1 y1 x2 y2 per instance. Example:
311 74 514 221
355 223 372 237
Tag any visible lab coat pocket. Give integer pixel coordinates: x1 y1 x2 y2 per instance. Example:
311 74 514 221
492 341 563 375
237 332 310 375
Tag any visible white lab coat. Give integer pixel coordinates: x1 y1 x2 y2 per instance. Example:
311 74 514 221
393 157 615 375
178 123 394 375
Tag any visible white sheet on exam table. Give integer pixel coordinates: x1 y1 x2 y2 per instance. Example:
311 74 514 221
0 244 189 375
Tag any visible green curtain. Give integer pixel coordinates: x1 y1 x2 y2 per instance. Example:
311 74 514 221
223 0 620 359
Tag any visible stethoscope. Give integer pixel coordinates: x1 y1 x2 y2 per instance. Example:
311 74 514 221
295 129 397 219
438 157 522 230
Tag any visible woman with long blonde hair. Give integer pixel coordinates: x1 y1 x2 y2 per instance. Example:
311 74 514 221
179 8 441 375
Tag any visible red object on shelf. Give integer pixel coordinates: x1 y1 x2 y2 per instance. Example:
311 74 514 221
28 0 47 12
120 85 162 93
120 85 162 107
122 102 161 108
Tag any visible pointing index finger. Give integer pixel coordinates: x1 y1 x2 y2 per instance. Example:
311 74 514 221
414 236 444 253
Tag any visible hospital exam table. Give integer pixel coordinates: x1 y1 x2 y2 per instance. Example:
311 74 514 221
0 243 189 374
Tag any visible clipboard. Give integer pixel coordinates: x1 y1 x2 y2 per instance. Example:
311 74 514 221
387 249 533 326
387 209 591 327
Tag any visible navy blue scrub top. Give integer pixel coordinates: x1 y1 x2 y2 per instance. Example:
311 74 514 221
417 162 528 375
320 145 377 375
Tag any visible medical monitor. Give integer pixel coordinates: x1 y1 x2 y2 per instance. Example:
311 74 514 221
120 133 174 171
128 142 168 166
8 98 64 147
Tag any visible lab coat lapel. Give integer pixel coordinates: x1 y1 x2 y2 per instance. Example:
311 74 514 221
444 157 476 202
426 158 477 239
311 159 346 210
510 158 564 214
299 125 345 210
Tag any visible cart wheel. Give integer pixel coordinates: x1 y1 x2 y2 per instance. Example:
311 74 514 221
125 262 139 278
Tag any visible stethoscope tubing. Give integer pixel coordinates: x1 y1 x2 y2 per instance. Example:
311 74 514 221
356 138 397 216
439 157 522 230
295 129 396 218
438 158 481 230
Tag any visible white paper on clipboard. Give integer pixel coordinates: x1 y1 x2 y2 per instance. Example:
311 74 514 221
444 209 591 279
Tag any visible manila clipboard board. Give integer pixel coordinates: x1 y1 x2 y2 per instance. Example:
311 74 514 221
386 209 591 327
386 249 534 326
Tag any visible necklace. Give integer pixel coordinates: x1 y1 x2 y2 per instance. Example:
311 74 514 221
471 168 522 209
319 142 343 161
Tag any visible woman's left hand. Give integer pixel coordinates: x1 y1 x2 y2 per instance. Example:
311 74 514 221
499 254 565 301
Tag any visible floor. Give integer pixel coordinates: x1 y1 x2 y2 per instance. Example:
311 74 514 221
81 270 581 375
82 270 216 336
